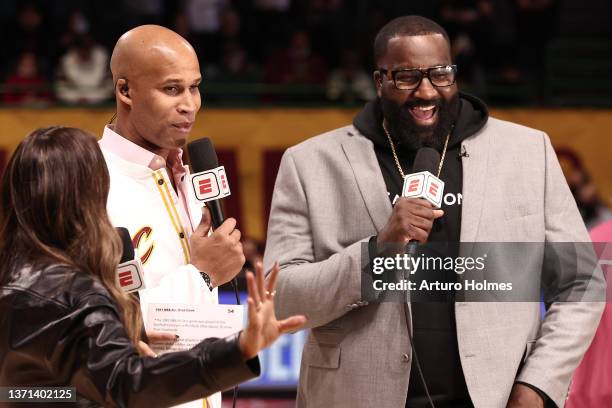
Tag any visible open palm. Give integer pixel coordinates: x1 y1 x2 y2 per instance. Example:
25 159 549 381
239 262 306 359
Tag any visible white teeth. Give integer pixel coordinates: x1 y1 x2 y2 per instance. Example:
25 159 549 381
412 106 436 111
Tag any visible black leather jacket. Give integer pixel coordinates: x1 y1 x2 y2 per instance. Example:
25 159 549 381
0 264 260 407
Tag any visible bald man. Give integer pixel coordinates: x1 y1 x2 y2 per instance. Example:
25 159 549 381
100 25 245 408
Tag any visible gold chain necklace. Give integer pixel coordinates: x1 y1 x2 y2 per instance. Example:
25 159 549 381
382 120 452 179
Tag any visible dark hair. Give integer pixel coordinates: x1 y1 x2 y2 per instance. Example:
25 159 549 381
0 126 142 344
374 16 450 64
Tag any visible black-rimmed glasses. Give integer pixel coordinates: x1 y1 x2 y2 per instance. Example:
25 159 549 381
378 65 457 90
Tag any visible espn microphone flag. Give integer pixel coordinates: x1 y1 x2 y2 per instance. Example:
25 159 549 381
191 165 231 202
116 227 145 293
402 171 445 208
402 147 445 208
188 137 231 205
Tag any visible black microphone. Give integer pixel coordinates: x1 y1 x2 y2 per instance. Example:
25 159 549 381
117 227 134 263
116 227 148 342
459 145 469 158
187 138 242 408
413 147 441 174
404 148 440 408
187 137 241 297
116 227 145 294
406 147 441 257
187 138 225 229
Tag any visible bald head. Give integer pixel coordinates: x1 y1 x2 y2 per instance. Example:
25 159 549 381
109 25 202 159
110 25 197 83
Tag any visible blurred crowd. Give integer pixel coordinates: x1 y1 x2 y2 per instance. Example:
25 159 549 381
0 0 566 106
557 149 612 231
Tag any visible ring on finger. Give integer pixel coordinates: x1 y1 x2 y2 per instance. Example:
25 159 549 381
265 290 277 297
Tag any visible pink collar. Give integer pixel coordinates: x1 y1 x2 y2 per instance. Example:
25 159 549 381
100 125 185 171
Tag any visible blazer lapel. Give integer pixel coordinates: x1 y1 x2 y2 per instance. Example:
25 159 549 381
460 129 491 242
341 135 392 233
340 127 490 241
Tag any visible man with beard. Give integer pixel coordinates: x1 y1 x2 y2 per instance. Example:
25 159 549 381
264 15 604 408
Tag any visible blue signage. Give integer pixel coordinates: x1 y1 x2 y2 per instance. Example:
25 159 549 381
220 291 303 390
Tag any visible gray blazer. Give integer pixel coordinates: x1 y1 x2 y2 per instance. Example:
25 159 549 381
264 118 605 407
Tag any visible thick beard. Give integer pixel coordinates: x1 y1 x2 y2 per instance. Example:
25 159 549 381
381 93 460 152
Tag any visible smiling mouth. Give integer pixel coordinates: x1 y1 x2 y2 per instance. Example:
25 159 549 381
409 105 438 123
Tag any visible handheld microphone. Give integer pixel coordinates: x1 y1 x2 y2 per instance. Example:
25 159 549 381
402 148 442 257
402 147 444 209
401 149 440 408
187 137 241 294
187 138 242 408
187 138 231 229
116 227 145 293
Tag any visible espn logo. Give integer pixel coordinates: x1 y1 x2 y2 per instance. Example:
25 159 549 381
199 177 215 195
190 166 231 202
116 260 145 293
402 171 445 209
406 178 422 193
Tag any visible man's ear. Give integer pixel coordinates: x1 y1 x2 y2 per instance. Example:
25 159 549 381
116 78 132 107
373 70 383 98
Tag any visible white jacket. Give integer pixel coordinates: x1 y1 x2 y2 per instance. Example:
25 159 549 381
102 144 220 408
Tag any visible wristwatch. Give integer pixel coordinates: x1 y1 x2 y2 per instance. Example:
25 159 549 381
200 271 214 291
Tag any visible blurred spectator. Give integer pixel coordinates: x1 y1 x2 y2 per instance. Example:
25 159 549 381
55 35 113 105
376 0 439 20
228 236 265 292
326 50 375 104
172 10 191 39
203 41 262 102
440 0 519 86
293 0 346 67
218 8 250 52
182 0 229 65
251 0 293 60
264 30 327 85
242 237 265 273
360 6 387 69
124 0 165 26
576 179 612 231
59 11 91 53
3 52 52 105
185 0 228 32
254 0 291 12
557 148 612 230
209 7 255 68
219 7 241 40
5 2 49 63
515 0 558 99
212 41 260 80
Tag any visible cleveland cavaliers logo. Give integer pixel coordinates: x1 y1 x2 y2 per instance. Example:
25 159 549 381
132 226 155 265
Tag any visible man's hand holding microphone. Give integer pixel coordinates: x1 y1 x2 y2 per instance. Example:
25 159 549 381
187 136 306 360
378 198 444 245
378 147 445 248
191 208 245 288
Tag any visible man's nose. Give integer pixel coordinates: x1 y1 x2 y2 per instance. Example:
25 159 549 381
413 76 439 100
178 91 198 114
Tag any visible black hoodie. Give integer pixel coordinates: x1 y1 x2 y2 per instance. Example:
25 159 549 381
353 93 488 407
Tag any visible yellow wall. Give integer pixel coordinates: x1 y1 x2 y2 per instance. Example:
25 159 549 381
1 108 611 239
